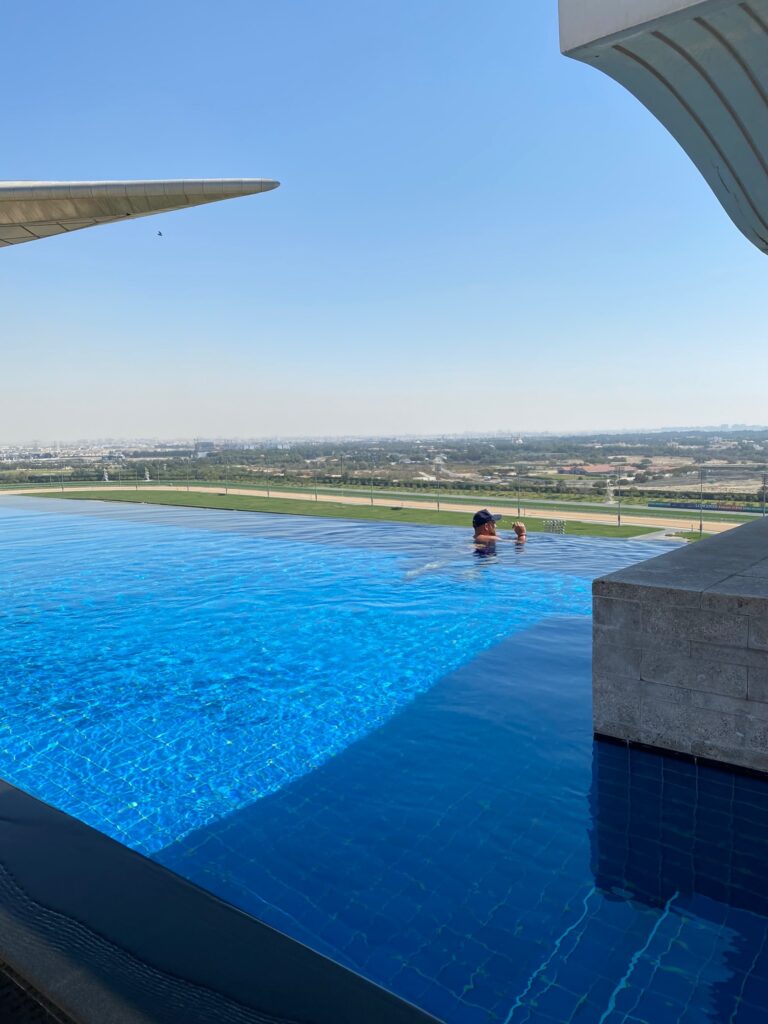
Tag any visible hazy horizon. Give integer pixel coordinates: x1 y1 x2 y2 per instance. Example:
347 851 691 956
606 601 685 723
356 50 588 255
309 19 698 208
4 423 768 449
4 2 766 442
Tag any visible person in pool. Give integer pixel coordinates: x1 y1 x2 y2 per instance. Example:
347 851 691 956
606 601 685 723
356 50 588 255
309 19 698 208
472 508 503 547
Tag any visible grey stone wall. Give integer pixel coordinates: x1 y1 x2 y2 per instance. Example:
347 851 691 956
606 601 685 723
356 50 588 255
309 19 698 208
593 519 768 773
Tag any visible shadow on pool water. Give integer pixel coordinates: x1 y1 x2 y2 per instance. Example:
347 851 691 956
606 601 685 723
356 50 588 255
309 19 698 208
156 617 768 1024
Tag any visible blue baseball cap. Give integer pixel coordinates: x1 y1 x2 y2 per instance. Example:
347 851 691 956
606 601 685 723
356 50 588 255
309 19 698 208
472 509 502 528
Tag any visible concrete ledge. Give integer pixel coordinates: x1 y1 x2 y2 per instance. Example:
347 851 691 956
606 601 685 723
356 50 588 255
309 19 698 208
593 518 768 773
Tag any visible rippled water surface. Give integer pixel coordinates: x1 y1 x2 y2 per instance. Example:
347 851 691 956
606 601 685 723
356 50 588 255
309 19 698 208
0 497 644 854
2 497 768 1024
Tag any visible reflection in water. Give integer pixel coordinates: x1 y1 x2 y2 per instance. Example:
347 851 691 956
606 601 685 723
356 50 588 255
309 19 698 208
590 740 768 1022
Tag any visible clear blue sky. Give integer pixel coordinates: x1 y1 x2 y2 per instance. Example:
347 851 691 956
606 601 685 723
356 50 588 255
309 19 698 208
2 0 765 442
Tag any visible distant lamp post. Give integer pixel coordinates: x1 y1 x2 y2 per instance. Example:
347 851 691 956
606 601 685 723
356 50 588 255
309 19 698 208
434 456 445 512
517 466 521 518
699 469 705 536
605 475 614 505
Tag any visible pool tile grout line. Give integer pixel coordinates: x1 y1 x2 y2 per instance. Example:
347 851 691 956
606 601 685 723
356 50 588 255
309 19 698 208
502 887 597 1023
595 892 680 1024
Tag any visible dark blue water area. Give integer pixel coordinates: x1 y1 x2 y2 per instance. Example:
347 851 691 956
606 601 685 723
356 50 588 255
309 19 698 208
157 619 768 1024
2 498 768 1023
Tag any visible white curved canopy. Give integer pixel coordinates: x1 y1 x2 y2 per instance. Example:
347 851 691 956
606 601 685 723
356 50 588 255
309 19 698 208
560 0 768 254
0 178 280 248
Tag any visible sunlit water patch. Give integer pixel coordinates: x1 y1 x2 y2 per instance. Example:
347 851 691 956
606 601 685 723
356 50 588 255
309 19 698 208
0 498 652 855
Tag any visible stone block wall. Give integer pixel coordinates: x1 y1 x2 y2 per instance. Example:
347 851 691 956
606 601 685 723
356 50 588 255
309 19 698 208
593 519 768 773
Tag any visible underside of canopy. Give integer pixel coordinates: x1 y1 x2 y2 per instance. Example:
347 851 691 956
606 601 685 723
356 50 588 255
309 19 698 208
0 178 280 248
560 0 768 254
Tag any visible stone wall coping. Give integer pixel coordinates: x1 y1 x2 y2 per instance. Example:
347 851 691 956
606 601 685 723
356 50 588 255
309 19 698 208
596 519 768 599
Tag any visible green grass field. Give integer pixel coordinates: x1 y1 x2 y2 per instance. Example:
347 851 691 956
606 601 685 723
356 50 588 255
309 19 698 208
7 478 757 525
37 488 658 538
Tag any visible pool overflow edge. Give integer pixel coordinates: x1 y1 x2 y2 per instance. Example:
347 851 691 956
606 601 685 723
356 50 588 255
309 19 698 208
0 780 439 1024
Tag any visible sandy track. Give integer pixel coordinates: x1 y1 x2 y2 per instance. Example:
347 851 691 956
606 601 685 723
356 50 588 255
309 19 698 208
4 484 740 534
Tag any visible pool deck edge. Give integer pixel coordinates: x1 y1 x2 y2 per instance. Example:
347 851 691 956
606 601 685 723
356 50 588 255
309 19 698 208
0 780 439 1024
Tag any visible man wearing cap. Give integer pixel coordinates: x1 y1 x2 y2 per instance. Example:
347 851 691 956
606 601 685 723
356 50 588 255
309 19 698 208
472 508 503 547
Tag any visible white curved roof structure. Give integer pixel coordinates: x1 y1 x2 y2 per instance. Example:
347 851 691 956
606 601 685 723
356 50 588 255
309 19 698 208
0 178 279 248
560 0 768 253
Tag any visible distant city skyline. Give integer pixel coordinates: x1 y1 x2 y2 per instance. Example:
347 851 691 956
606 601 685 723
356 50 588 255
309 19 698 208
4 425 768 449
3 1 766 442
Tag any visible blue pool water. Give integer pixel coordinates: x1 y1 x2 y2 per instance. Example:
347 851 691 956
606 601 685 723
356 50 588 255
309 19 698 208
1 497 768 1023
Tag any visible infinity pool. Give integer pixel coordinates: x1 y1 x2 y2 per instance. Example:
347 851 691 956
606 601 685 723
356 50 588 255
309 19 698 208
1 497 767 1023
